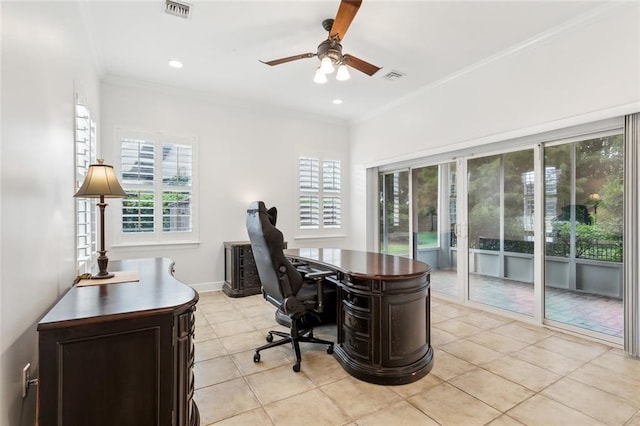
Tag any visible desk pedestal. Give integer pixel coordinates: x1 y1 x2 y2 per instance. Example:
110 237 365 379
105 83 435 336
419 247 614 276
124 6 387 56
287 248 433 386
330 273 433 385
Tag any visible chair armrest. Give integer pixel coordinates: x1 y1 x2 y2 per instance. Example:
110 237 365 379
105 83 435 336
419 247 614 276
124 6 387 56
300 269 333 314
289 259 306 268
303 270 334 280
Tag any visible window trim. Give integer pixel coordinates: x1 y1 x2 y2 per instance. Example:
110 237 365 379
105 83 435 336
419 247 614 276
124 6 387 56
112 127 199 246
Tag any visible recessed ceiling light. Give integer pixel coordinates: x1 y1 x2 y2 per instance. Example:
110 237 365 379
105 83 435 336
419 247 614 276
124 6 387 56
332 99 343 105
168 60 183 69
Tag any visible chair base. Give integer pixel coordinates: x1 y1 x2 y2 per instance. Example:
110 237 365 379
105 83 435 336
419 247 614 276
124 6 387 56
253 328 334 372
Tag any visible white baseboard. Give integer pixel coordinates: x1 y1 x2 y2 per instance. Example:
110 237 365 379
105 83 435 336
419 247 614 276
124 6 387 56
190 281 224 294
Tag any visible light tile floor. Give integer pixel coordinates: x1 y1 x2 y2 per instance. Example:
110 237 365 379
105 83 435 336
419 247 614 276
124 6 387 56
193 291 640 426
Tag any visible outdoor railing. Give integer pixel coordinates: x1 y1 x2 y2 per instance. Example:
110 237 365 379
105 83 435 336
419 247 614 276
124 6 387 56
475 237 622 263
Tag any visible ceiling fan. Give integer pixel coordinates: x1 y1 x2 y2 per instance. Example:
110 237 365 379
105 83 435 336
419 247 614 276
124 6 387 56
259 0 381 83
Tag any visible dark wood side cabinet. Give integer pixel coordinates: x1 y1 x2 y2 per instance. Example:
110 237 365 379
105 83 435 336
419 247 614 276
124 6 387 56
37 258 199 426
222 241 263 297
223 241 288 297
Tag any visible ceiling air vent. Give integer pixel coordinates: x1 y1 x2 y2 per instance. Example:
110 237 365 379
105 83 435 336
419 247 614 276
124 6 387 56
382 70 406 82
165 0 192 19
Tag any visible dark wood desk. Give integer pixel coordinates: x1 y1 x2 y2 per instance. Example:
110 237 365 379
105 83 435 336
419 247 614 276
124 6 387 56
285 248 433 385
37 258 199 426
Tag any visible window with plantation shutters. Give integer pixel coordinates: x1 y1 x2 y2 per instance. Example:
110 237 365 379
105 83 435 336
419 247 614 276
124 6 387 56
116 129 197 244
75 100 97 270
298 155 342 231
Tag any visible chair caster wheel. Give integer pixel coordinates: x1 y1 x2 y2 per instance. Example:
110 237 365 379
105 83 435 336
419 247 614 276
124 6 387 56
327 345 334 355
266 333 273 342
293 363 301 372
253 353 261 363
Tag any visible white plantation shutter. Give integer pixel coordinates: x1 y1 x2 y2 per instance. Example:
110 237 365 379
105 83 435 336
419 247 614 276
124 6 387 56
163 190 192 232
162 143 193 232
299 157 319 190
121 139 155 185
323 160 341 227
323 196 341 227
298 155 342 230
122 190 155 233
162 143 192 186
121 138 156 233
299 157 320 227
75 102 97 267
299 194 320 227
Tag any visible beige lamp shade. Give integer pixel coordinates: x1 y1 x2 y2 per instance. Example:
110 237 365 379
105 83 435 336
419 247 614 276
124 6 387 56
74 159 127 198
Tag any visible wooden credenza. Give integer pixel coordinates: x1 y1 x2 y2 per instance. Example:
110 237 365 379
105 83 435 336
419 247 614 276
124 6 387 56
37 258 199 426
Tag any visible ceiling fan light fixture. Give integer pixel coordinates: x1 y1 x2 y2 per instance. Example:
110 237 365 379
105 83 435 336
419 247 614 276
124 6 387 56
320 56 335 74
313 67 328 84
336 64 350 81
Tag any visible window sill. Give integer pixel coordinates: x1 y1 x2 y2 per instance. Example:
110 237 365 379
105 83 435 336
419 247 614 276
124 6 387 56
294 234 347 240
111 240 201 249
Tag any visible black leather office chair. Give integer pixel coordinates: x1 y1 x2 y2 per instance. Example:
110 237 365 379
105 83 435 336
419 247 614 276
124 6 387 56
246 201 335 372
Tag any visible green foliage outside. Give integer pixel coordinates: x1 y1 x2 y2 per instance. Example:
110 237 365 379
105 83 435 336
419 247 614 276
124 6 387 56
122 190 191 233
551 223 622 262
122 191 154 232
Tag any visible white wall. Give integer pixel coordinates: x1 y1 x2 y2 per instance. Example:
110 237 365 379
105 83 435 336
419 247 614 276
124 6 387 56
100 79 350 289
349 2 640 250
0 2 101 425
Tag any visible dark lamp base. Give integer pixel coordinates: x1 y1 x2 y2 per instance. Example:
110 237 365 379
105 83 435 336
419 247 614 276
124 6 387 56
94 251 114 279
90 272 115 280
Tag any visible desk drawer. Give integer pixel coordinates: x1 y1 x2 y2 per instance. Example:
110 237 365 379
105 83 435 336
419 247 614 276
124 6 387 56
343 330 371 361
343 290 370 312
343 306 370 336
344 275 371 291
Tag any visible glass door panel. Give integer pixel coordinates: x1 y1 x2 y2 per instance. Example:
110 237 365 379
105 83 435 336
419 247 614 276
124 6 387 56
412 162 458 296
379 170 410 257
467 150 535 316
544 135 624 337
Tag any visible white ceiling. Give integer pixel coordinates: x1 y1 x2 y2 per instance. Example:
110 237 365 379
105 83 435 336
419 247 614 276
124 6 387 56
83 1 604 122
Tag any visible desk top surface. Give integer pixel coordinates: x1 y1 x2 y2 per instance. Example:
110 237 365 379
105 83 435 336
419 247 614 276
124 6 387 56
285 248 430 280
38 258 198 329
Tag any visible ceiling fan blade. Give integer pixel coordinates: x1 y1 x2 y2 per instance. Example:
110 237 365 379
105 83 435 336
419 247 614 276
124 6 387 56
343 54 381 76
330 0 362 41
259 53 316 66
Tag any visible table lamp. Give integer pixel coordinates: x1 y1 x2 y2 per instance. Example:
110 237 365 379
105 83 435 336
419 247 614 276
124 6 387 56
74 159 127 279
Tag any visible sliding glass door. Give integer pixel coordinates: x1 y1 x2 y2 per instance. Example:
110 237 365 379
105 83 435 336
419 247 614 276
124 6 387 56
379 170 410 257
411 162 458 296
376 125 625 341
467 150 535 316
543 134 624 337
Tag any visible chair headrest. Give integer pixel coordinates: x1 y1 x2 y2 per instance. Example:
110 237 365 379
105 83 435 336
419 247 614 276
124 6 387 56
247 201 277 226
247 200 264 214
267 206 277 226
